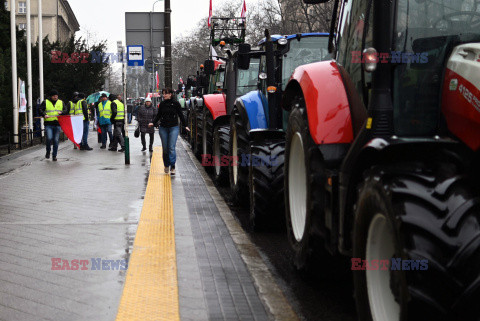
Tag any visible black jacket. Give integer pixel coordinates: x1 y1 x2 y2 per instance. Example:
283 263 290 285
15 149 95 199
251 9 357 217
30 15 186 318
39 99 68 126
153 99 186 128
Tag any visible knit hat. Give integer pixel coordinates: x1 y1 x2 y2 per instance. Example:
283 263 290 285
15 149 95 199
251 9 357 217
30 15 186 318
48 89 59 97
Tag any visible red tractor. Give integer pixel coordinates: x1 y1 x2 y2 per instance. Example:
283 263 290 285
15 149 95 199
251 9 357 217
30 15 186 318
283 0 480 320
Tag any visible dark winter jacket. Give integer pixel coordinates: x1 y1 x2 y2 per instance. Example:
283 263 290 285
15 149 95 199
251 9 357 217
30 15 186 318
152 99 187 128
137 104 158 134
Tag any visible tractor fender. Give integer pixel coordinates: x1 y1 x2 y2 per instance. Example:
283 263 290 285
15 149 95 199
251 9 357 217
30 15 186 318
213 114 230 128
283 61 354 145
338 137 473 255
203 93 227 121
235 90 268 131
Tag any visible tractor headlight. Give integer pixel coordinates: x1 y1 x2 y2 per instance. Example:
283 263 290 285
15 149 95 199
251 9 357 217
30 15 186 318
363 47 378 73
259 72 267 80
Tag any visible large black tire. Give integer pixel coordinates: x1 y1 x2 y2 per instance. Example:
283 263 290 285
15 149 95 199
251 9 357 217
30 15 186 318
249 141 285 231
212 124 229 185
284 105 328 270
202 109 214 173
194 107 203 159
353 164 480 321
228 108 250 206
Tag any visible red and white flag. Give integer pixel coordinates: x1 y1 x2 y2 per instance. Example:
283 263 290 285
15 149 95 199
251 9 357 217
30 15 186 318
58 115 83 148
240 0 246 18
208 0 213 28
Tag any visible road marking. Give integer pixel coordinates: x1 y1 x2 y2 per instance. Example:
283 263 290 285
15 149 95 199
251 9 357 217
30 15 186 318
116 146 180 321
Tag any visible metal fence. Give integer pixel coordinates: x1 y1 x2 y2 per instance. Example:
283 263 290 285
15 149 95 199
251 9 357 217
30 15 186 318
0 129 67 157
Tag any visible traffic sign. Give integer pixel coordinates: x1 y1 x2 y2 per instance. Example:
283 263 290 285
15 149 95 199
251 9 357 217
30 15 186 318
127 45 144 67
145 59 153 73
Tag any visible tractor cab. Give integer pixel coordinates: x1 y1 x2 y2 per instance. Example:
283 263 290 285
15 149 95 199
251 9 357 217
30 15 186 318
244 32 330 130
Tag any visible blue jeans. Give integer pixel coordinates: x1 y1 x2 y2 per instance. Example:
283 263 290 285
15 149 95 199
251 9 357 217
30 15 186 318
128 113 132 124
81 121 89 146
107 124 113 145
158 126 179 168
100 124 110 146
45 125 61 157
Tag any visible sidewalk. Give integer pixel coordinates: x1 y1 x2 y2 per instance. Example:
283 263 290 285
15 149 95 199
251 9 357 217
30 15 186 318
0 124 296 321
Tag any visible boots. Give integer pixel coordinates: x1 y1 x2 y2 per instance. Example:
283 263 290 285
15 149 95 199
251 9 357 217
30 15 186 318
142 145 147 151
149 145 153 152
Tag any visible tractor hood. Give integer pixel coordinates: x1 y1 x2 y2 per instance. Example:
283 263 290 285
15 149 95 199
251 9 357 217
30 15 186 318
442 43 480 151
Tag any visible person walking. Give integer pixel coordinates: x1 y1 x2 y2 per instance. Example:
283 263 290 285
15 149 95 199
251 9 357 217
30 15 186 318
97 93 112 149
39 89 67 161
150 88 189 175
137 97 157 152
109 94 125 152
75 93 93 150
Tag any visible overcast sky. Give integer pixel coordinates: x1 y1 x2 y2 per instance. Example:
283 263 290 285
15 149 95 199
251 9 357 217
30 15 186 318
68 0 258 52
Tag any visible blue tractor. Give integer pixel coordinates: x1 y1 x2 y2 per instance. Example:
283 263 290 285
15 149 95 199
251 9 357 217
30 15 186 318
228 31 330 229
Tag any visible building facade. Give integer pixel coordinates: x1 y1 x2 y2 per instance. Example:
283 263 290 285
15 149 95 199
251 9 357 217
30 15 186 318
4 0 80 43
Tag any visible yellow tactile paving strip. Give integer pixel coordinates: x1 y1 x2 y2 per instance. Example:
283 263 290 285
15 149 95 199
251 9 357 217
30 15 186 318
116 146 180 321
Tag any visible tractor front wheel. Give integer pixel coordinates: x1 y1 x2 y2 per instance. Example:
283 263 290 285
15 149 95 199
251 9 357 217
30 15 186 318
353 165 480 321
249 141 285 231
212 124 229 185
284 106 327 270
228 109 250 206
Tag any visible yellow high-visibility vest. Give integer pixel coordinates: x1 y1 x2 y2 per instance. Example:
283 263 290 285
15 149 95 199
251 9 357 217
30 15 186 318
45 100 64 122
75 99 85 120
114 100 125 120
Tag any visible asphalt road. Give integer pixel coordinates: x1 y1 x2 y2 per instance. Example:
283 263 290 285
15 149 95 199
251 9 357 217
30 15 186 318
213 183 358 321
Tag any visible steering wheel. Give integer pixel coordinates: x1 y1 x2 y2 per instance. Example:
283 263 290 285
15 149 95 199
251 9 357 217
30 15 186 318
433 11 480 30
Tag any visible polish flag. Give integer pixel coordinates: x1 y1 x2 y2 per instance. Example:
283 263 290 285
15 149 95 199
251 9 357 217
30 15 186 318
58 115 83 148
208 0 213 28
240 0 246 18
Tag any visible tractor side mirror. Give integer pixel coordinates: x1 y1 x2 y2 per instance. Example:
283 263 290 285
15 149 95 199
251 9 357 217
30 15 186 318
204 60 215 75
237 43 252 70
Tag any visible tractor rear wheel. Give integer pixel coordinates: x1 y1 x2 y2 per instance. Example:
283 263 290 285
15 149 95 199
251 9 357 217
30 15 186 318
284 105 327 270
228 108 250 206
353 165 480 321
202 109 214 173
212 124 229 185
249 141 285 231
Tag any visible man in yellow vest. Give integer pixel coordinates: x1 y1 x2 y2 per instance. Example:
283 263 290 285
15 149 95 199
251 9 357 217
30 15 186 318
39 89 67 161
108 94 125 152
97 93 112 149
75 93 93 151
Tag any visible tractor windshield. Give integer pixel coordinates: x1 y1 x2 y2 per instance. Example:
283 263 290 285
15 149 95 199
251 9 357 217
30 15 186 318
393 0 480 136
236 59 260 96
282 37 330 89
